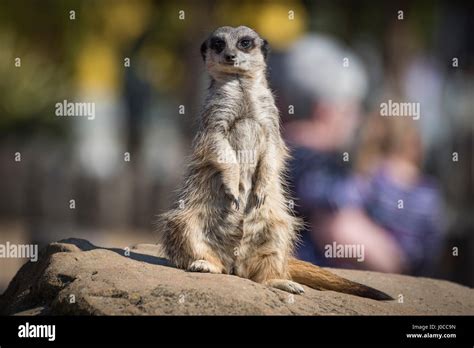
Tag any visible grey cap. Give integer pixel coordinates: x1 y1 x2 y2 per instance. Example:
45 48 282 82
285 34 368 104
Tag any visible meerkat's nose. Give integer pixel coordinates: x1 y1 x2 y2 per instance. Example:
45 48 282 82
224 53 237 62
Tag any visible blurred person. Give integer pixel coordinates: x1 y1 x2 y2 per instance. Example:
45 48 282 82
355 115 443 276
282 34 441 275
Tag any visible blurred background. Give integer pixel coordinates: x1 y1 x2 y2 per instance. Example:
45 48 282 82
0 0 472 292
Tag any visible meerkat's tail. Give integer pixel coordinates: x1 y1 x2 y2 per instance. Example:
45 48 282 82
288 258 393 301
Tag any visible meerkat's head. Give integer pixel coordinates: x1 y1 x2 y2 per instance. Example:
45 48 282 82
200 26 269 78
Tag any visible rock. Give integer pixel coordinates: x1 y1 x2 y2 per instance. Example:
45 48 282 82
0 238 472 315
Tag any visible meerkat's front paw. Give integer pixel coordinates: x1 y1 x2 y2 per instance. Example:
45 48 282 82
254 194 266 209
230 196 240 210
187 260 222 274
224 187 240 210
266 279 305 294
252 187 266 209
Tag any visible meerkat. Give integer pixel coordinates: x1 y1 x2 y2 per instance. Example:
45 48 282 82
157 26 392 300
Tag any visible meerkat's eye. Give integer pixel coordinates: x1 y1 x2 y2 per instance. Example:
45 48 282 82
238 38 253 50
210 38 226 53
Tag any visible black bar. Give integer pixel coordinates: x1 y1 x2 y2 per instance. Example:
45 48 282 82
0 316 472 346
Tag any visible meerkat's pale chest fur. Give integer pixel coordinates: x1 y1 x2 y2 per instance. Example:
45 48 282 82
157 26 393 299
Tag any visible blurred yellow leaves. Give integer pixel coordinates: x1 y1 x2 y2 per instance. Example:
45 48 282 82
76 38 118 93
75 0 152 94
255 2 306 50
101 0 152 44
73 0 307 97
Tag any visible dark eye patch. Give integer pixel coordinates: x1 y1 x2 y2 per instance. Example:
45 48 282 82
238 36 255 50
210 37 226 54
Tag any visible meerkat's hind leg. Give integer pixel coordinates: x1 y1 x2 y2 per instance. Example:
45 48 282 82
187 259 223 274
265 279 305 294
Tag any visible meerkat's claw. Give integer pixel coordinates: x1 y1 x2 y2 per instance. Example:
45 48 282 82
232 197 240 210
266 279 305 294
257 195 265 208
224 187 240 210
253 193 266 209
187 259 222 273
226 192 240 210
285 281 305 294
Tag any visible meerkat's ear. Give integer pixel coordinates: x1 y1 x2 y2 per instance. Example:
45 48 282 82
200 40 208 61
261 39 270 61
